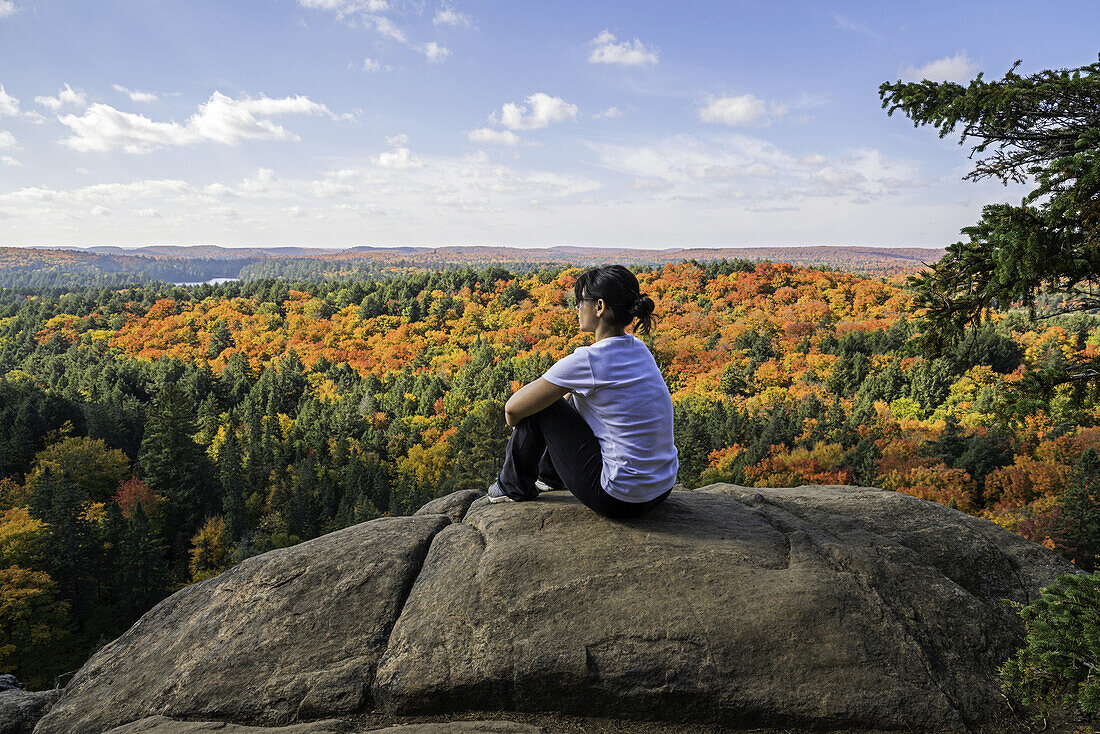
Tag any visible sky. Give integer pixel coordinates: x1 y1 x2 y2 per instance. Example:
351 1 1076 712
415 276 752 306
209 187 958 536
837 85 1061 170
0 1 1095 249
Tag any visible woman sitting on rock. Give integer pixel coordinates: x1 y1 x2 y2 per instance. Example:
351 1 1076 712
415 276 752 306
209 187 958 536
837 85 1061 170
487 264 679 518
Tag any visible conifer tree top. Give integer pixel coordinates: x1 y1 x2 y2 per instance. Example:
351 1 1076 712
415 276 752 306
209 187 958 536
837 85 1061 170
880 56 1100 385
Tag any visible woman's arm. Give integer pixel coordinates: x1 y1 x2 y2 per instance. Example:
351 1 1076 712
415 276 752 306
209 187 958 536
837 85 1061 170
504 378 570 427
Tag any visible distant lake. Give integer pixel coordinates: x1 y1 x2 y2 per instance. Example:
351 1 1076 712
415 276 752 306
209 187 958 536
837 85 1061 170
172 277 240 286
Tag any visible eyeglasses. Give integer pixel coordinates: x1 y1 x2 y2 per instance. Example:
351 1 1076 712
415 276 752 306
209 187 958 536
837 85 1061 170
569 296 595 310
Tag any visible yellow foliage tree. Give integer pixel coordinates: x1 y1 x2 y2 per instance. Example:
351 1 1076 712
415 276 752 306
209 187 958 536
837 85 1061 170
0 507 47 568
26 437 130 503
188 516 233 583
0 566 71 688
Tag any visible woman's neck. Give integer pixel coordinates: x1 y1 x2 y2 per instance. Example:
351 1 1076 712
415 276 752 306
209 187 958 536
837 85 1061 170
593 322 627 342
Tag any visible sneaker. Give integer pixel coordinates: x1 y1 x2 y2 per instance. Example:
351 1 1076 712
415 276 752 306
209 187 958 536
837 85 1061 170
486 481 515 504
534 479 556 493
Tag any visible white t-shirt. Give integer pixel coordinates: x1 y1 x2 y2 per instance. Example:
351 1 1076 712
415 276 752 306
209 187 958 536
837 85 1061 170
543 334 679 503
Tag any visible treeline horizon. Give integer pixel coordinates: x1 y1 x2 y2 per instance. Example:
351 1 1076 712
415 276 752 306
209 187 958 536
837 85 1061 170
1 260 1098 690
0 244 945 288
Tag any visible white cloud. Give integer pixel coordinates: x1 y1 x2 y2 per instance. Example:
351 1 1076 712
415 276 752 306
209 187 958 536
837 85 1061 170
494 93 578 131
297 0 389 15
434 6 471 27
190 92 336 143
33 150 594 230
592 134 929 206
468 127 521 146
593 106 623 119
0 144 1016 248
0 179 194 213
299 0 460 64
802 149 930 199
35 83 87 111
420 41 451 62
794 92 829 110
699 94 785 126
112 84 158 102
901 53 978 83
830 12 881 42
201 155 598 214
297 0 409 45
0 1 16 18
1 155 19 167
594 135 788 187
0 130 15 148
376 146 422 169
0 86 18 116
58 91 339 153
385 133 409 146
588 30 658 66
369 14 406 42
59 105 192 153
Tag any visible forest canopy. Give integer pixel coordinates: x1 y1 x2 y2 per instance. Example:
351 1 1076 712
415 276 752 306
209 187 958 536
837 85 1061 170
1 262 1098 688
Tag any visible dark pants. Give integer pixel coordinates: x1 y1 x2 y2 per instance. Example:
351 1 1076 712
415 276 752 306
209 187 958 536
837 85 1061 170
497 398 671 519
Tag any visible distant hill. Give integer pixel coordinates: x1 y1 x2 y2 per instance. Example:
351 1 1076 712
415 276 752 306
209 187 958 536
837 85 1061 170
0 246 254 287
2 244 944 287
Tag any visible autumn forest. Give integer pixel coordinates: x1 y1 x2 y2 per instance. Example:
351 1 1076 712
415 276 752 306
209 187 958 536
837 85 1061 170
2 258 1099 689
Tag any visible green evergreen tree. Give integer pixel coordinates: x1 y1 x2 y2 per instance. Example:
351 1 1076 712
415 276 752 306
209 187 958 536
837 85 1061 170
220 428 248 542
442 399 511 494
881 57 1100 389
908 358 955 414
498 281 530 308
275 351 307 414
1000 572 1100 716
115 504 169 623
138 383 211 570
1061 449 1100 571
843 437 881 486
826 353 870 396
206 320 234 360
28 468 97 625
196 394 219 447
221 352 254 407
953 430 1014 495
99 501 128 623
921 415 967 465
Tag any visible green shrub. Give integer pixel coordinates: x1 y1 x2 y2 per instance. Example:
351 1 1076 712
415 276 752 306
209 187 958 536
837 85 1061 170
1000 571 1100 716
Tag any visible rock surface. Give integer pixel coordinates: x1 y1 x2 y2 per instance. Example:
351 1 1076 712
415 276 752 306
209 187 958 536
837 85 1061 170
415 489 482 524
104 716 354 733
35 514 448 734
0 688 61 734
105 719 543 734
34 485 1075 734
363 724 543 733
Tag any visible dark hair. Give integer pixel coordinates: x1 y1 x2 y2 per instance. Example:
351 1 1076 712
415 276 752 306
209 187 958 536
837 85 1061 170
574 264 656 335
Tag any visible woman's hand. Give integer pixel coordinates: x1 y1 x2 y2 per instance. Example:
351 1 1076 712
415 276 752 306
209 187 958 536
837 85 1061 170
504 378 570 427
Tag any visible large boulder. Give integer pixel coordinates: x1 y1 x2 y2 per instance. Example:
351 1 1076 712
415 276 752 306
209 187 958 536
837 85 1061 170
0 687 61 734
34 485 1074 733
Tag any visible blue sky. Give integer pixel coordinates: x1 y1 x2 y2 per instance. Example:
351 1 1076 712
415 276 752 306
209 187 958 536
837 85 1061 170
0 1 1095 249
